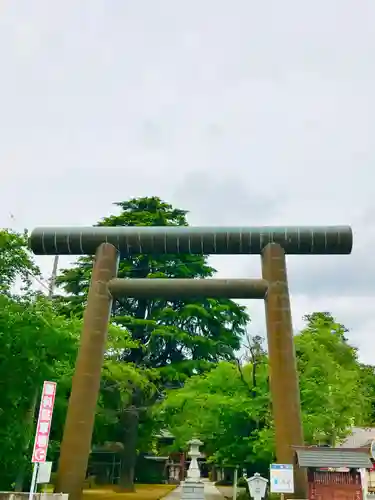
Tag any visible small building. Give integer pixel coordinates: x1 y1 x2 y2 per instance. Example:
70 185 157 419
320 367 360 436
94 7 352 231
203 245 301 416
338 427 375 450
294 446 372 500
337 427 375 493
88 431 210 485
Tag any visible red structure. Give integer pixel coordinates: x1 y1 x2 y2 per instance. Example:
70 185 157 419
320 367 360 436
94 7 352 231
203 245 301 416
308 469 362 500
294 446 371 500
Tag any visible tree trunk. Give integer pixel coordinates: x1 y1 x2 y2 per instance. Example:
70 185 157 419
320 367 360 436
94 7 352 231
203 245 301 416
179 452 185 481
119 407 139 491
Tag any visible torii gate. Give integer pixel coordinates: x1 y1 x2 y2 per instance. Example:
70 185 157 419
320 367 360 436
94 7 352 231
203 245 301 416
29 225 352 500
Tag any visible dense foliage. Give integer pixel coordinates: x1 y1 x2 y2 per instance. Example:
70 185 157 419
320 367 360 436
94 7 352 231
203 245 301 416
158 313 372 466
0 230 80 489
0 229 39 294
0 198 374 492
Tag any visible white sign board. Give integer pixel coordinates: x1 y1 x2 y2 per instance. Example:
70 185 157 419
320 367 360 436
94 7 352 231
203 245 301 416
247 474 268 500
370 440 375 461
32 381 57 463
37 461 53 484
270 464 294 494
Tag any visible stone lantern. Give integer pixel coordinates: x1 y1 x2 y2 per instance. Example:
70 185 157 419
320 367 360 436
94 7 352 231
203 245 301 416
186 438 203 481
181 439 204 500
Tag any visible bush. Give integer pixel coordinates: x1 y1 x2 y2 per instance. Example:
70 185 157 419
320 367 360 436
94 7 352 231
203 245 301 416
237 477 248 488
216 476 249 488
237 491 250 500
237 489 279 500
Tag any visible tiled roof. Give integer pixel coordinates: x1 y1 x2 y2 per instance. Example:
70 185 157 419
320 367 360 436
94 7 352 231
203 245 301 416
294 447 372 469
155 429 174 439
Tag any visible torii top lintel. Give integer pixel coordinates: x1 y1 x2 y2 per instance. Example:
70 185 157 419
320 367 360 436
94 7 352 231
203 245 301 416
28 226 353 256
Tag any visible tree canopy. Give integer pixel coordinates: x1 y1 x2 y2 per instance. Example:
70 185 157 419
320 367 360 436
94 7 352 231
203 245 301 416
296 312 369 445
0 230 80 490
158 314 372 467
55 197 248 376
0 228 39 294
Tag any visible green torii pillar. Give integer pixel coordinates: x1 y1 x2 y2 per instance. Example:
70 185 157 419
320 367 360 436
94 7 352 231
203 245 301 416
29 225 352 500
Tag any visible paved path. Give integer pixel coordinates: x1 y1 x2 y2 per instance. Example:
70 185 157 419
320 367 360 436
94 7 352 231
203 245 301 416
164 480 223 500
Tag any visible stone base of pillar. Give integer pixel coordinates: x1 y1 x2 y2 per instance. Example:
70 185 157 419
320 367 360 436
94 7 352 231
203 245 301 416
180 480 205 500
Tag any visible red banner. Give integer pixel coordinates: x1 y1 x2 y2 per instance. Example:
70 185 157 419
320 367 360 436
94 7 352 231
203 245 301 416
31 381 57 463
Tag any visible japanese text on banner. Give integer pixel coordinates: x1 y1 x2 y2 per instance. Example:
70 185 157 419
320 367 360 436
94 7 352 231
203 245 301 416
31 381 56 463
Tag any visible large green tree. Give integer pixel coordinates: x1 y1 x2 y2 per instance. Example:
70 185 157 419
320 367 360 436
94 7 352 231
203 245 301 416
92 328 160 468
0 229 40 294
358 364 375 424
0 230 151 490
295 312 371 445
55 196 249 489
0 230 81 490
0 294 82 490
157 358 273 470
158 313 373 467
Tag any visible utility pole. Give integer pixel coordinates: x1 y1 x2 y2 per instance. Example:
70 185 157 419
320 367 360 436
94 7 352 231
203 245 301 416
48 256 59 299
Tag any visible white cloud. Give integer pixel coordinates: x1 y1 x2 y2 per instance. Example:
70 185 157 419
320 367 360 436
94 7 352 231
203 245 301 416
1 0 374 365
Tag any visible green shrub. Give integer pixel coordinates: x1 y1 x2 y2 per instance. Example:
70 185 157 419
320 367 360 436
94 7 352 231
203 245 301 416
237 490 250 500
237 477 248 488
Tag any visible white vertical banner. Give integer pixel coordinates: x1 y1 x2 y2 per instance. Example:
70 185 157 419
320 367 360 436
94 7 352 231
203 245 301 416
29 381 57 500
32 381 57 463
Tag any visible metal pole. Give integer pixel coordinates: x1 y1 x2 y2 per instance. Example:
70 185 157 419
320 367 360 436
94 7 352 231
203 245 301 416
233 468 238 500
28 463 39 500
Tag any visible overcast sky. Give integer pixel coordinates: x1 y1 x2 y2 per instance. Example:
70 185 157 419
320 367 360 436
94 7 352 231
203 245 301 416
1 1 374 363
